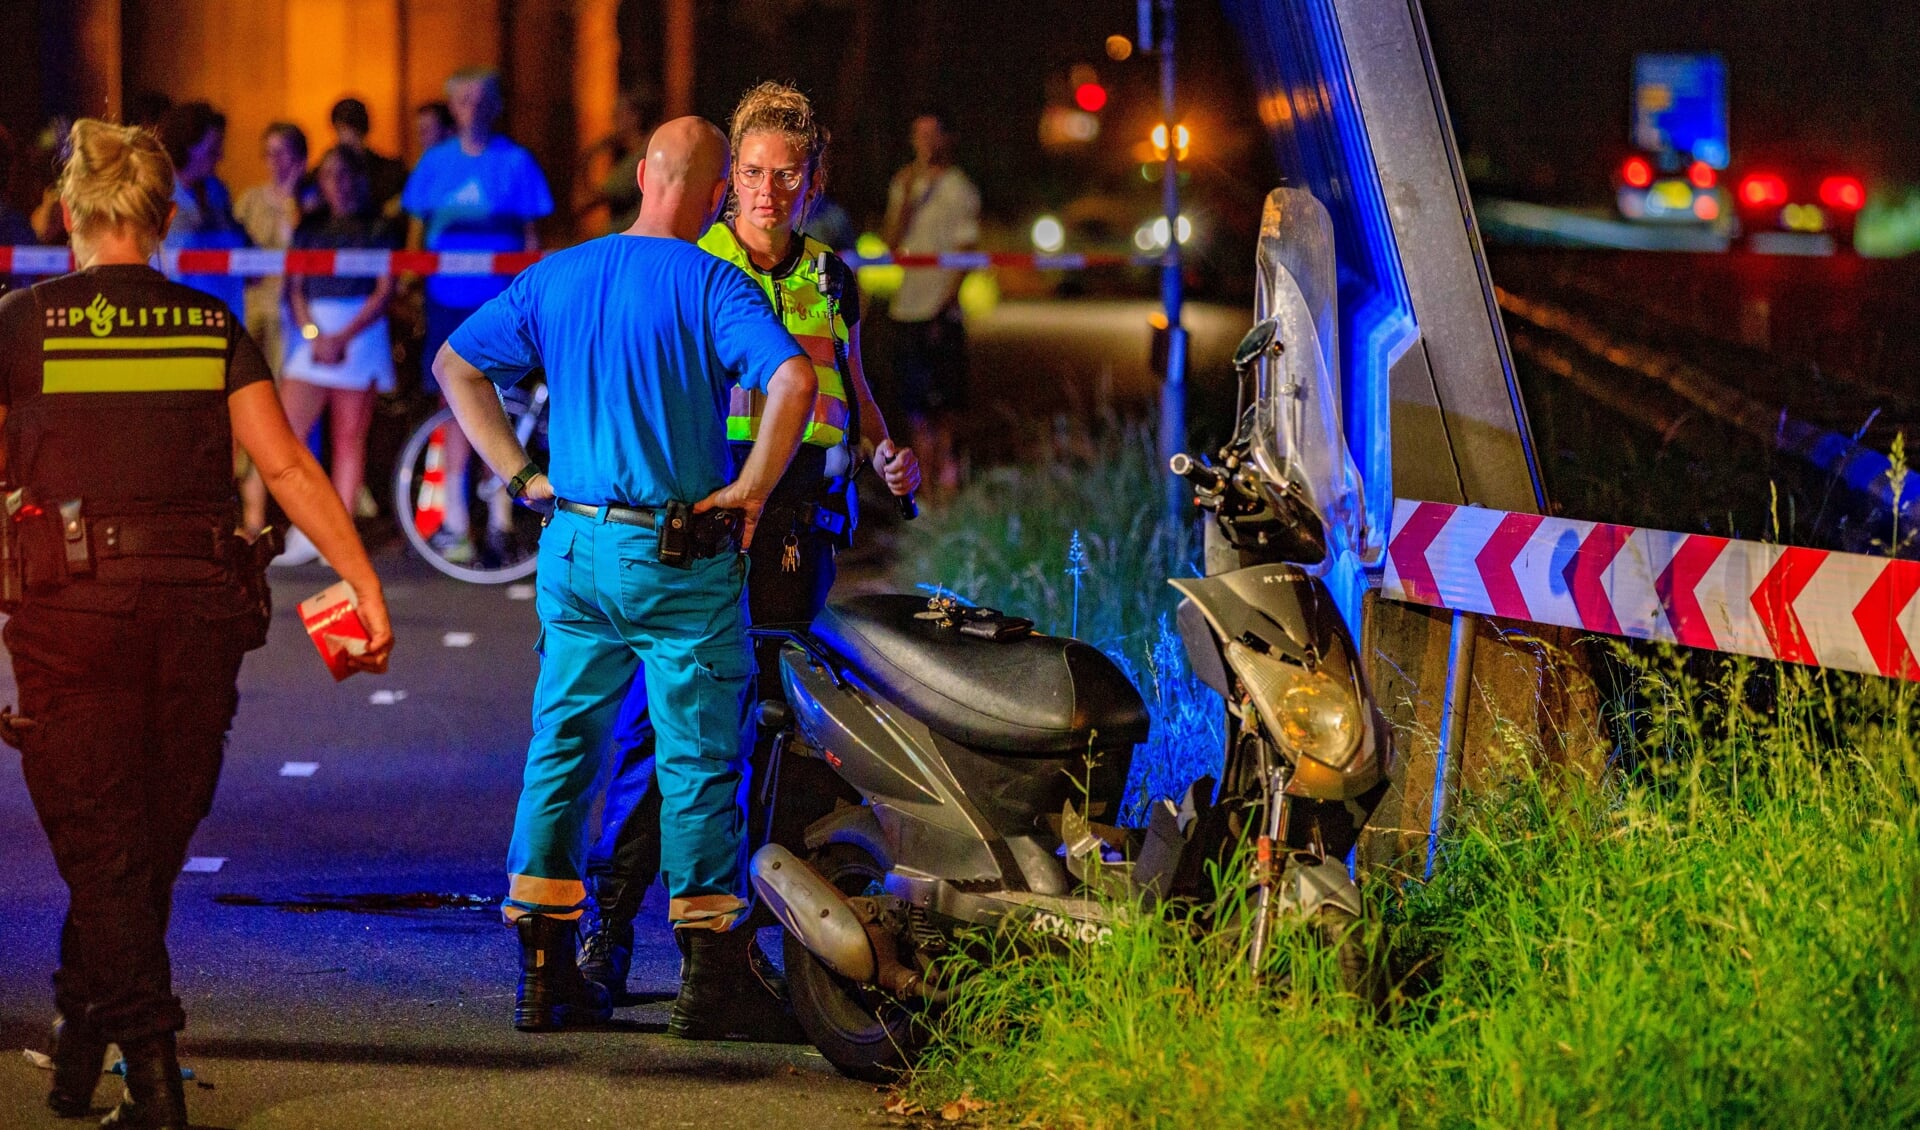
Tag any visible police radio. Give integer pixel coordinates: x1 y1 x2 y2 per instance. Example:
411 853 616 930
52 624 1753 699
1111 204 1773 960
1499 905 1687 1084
0 487 23 613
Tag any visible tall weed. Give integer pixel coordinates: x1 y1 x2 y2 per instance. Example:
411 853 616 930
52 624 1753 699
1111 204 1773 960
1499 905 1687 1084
895 440 1920 1128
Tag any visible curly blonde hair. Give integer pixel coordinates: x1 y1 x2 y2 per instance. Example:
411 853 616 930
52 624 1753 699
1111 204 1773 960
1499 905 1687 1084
726 81 829 223
60 118 174 252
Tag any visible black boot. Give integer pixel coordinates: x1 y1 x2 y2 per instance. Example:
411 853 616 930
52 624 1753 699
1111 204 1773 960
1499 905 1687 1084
674 929 788 1001
513 914 613 1032
576 911 634 1004
668 926 805 1043
46 1013 106 1118
99 1033 187 1129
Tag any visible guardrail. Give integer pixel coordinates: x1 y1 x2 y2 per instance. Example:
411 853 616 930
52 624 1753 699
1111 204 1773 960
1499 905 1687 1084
1385 498 1920 681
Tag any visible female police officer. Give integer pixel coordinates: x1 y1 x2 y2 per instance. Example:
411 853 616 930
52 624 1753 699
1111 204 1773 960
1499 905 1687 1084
577 82 920 1029
0 119 393 1128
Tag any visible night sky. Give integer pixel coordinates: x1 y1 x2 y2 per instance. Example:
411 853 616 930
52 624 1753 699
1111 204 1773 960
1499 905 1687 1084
616 0 1920 226
5 1 1915 226
1422 0 1920 200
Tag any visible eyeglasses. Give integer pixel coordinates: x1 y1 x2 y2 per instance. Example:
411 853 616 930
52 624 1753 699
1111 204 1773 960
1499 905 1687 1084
736 166 805 192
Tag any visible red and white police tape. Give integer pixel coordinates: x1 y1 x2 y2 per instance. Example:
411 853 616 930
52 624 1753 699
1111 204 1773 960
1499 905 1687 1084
0 247 1141 278
1383 498 1920 681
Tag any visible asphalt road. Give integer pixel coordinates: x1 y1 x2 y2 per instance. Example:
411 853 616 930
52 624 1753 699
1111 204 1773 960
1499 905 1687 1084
0 549 893 1130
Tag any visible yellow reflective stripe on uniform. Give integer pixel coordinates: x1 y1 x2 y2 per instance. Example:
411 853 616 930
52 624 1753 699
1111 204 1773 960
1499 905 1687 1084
726 386 847 446
701 225 852 448
43 335 227 352
504 873 588 921
42 356 226 394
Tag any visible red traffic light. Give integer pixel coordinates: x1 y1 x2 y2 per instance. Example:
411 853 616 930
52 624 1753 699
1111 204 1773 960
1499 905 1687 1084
1819 175 1865 211
1074 82 1108 113
1739 173 1788 209
1622 156 1653 189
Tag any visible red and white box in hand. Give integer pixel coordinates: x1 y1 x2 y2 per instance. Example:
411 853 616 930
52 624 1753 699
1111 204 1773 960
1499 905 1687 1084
298 580 371 681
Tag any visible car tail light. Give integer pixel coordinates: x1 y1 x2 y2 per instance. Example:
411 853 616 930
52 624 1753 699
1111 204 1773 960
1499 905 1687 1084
1739 173 1788 209
1688 161 1717 189
1819 176 1865 211
1693 194 1721 221
1622 156 1654 189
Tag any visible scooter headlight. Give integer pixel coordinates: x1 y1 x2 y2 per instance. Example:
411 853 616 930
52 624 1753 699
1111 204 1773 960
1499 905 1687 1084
1224 640 1363 769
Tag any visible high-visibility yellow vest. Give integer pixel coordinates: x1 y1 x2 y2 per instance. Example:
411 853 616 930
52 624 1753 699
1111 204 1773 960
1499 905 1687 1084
699 223 851 448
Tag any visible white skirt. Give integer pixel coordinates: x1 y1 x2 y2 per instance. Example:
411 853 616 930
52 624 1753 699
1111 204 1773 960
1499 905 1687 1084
282 296 396 393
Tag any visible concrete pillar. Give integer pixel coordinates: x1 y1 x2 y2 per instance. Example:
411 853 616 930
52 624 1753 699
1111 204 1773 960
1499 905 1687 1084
663 0 694 119
573 0 620 155
285 0 405 159
399 0 502 160
1360 599 1606 880
73 0 123 122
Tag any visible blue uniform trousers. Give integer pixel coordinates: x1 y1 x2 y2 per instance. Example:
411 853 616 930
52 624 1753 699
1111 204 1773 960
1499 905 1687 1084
505 507 753 929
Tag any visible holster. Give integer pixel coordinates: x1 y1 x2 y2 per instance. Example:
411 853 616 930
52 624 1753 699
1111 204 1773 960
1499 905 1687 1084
656 501 742 569
233 526 284 651
6 492 90 600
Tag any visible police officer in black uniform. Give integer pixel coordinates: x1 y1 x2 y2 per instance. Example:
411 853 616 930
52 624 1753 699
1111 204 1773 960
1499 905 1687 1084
0 119 394 1129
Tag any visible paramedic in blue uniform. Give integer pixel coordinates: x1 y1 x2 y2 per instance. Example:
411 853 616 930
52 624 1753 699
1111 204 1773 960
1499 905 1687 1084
1 119 392 1130
432 116 818 1039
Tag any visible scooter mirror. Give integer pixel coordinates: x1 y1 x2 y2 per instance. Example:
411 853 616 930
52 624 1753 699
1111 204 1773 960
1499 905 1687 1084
1232 317 1280 369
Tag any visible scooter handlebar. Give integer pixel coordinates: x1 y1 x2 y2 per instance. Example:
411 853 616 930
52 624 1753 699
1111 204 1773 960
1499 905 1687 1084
1169 452 1226 493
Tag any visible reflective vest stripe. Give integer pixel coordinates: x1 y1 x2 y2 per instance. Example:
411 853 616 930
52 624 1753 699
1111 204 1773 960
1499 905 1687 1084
726 386 849 445
44 334 227 352
697 224 851 448
42 356 225 393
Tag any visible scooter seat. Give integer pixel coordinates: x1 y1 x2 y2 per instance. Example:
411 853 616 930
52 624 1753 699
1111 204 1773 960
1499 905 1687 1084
810 594 1150 755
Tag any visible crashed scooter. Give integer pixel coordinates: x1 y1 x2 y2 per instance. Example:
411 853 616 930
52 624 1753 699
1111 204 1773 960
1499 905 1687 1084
748 187 1391 1082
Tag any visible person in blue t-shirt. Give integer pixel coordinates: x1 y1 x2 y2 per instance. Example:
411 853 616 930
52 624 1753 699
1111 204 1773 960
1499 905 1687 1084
434 117 818 1042
402 68 554 562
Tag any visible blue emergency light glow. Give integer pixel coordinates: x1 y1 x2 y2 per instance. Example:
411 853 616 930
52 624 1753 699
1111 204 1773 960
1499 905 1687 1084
1223 0 1420 621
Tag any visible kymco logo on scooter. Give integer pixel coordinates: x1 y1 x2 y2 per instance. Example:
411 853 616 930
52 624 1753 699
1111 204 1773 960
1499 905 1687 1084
1028 910 1114 946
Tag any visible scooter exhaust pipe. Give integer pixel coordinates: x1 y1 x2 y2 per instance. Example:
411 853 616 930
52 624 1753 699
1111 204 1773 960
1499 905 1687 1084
750 843 949 1002
749 843 878 983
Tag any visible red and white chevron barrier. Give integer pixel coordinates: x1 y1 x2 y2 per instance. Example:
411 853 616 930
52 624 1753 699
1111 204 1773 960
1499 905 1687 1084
0 246 1141 278
1383 499 1920 681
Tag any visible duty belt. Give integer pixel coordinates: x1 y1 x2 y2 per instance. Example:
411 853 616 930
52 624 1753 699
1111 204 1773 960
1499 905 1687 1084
91 516 231 561
763 500 849 539
555 498 661 529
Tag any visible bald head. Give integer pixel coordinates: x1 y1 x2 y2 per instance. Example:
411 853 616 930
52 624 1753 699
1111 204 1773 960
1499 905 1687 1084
628 116 730 241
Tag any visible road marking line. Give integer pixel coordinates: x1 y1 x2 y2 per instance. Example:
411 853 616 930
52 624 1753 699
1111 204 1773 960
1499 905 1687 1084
279 762 319 778
182 857 227 873
443 631 475 647
507 584 535 601
369 689 408 705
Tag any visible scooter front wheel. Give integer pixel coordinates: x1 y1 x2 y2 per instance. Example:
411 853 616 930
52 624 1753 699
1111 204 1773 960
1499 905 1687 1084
784 843 927 1082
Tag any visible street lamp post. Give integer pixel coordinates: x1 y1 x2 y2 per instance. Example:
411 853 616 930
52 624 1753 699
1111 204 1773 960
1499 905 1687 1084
1143 0 1187 528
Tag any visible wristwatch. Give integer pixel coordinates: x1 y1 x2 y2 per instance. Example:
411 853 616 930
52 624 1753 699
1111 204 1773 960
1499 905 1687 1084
507 462 543 500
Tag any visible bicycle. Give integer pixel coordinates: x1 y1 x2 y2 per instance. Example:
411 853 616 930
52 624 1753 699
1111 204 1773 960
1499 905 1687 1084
393 382 550 583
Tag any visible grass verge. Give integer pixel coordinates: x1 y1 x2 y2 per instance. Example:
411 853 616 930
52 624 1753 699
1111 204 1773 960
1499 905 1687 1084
893 441 1920 1128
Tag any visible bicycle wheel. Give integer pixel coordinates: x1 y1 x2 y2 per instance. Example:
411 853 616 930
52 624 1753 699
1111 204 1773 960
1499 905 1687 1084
393 389 549 584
